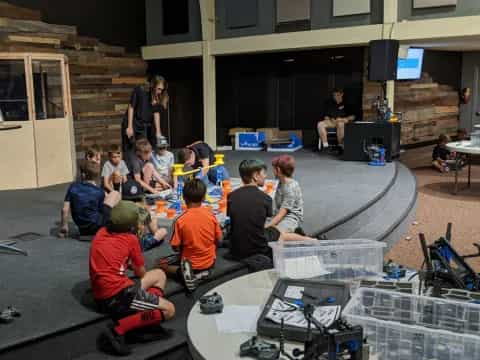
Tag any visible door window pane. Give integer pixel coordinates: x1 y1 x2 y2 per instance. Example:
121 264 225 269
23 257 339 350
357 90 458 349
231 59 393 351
0 60 28 121
32 60 64 120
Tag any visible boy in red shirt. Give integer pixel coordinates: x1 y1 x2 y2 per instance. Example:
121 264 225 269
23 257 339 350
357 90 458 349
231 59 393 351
158 179 222 292
90 201 175 356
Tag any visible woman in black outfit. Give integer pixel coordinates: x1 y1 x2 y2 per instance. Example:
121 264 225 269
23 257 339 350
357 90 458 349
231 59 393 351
122 75 169 154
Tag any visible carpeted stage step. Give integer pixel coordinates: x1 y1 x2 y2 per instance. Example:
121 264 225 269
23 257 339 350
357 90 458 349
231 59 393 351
74 270 249 360
0 245 247 360
324 162 417 248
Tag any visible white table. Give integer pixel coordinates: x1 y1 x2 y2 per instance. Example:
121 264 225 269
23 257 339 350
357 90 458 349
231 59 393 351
187 270 303 360
446 141 480 194
186 270 380 360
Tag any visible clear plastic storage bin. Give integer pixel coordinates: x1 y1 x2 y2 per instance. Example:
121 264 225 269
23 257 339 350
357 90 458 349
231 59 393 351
268 239 386 280
343 288 480 360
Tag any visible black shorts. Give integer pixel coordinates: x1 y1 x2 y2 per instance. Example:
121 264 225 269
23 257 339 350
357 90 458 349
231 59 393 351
96 280 162 318
173 260 214 285
265 226 281 243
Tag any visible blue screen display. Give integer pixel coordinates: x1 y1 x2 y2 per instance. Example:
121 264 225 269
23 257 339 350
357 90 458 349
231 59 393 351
397 48 424 80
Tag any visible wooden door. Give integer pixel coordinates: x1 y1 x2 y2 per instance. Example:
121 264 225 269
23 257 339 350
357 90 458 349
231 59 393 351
29 55 74 187
0 56 37 190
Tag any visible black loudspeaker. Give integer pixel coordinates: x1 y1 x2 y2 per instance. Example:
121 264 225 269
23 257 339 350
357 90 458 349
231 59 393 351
368 40 400 81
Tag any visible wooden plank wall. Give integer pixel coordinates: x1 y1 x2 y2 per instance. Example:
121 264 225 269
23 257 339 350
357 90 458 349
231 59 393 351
0 1 147 156
363 55 459 145
394 75 459 145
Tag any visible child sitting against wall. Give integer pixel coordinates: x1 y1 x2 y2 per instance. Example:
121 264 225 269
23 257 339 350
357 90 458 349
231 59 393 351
158 179 222 292
432 134 452 173
60 160 120 238
102 144 129 193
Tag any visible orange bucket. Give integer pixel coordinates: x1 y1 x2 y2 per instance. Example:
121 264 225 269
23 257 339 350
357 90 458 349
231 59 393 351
265 182 274 193
166 208 176 219
155 200 166 214
218 199 226 212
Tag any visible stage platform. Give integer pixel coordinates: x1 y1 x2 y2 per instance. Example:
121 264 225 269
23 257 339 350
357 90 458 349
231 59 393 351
0 150 417 360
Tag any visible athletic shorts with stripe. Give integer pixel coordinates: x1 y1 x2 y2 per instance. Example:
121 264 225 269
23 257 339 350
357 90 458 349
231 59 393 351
96 279 162 319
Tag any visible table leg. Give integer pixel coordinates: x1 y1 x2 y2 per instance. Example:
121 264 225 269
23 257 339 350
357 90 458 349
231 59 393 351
454 155 459 195
468 154 472 188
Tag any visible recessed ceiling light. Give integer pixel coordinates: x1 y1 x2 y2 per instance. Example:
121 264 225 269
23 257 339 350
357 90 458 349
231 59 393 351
283 58 295 62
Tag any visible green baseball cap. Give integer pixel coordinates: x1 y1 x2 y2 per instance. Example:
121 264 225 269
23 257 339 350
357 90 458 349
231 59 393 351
108 200 139 233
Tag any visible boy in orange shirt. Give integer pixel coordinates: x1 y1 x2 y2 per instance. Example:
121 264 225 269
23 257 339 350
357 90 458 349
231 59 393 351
158 179 222 292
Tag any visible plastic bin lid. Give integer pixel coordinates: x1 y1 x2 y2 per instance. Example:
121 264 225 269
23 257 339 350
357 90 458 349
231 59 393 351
269 238 386 250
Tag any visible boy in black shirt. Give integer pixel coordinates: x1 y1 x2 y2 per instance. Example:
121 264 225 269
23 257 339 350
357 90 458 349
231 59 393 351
432 134 452 173
227 159 280 261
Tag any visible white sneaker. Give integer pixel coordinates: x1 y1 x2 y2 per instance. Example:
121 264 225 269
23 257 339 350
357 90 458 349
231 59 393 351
181 259 197 292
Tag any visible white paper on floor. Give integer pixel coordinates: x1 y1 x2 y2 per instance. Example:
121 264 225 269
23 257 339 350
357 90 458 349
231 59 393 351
215 305 262 333
284 255 331 279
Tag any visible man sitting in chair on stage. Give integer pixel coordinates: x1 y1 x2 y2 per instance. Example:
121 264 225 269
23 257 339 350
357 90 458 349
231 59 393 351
317 88 355 152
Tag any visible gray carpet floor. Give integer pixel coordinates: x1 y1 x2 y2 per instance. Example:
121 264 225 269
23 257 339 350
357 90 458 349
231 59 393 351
0 150 396 350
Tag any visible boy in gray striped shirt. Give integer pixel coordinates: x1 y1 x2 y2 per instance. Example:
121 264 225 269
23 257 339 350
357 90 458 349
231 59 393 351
267 155 315 241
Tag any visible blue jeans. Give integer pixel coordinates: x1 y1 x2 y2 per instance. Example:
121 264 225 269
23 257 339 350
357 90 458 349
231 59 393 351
140 234 163 251
206 167 230 185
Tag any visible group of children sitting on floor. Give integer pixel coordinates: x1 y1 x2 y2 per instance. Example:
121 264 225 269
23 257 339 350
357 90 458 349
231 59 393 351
60 137 315 355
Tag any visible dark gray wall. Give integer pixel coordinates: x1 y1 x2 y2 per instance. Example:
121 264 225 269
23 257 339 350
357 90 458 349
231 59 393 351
147 59 203 148
9 0 146 51
398 0 480 20
216 48 365 146
215 0 276 39
311 0 383 30
460 52 480 131
216 0 383 39
145 0 202 45
423 50 462 89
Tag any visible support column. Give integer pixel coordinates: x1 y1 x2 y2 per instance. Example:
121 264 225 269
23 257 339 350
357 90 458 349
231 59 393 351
200 0 217 148
202 44 216 148
383 0 399 112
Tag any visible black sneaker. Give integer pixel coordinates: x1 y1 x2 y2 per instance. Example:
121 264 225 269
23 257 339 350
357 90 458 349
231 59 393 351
99 324 131 356
181 258 197 292
126 325 174 344
294 227 306 236
313 233 328 240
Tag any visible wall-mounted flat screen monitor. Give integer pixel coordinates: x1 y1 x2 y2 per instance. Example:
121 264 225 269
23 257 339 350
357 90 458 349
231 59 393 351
397 48 424 80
